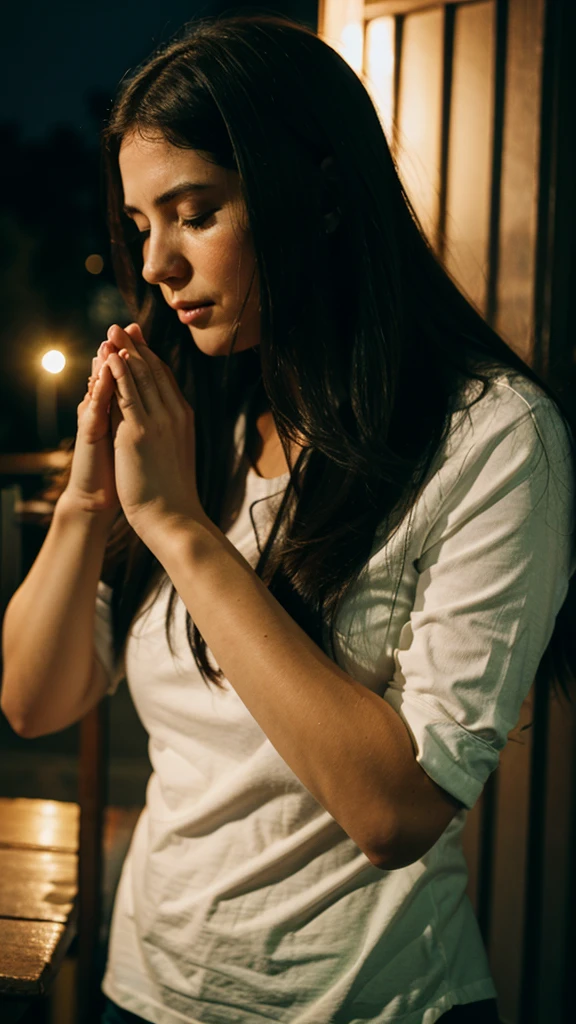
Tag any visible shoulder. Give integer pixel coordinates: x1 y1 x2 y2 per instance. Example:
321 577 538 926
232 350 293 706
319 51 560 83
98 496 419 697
443 367 573 471
402 366 576 554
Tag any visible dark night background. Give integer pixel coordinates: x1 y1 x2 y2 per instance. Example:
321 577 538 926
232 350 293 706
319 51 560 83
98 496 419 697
0 1 318 454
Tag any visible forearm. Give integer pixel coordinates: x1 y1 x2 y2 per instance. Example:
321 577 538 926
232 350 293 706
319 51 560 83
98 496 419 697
1 494 113 735
150 516 423 867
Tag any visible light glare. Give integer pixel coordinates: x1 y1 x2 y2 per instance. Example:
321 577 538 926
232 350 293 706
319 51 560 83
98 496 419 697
340 22 364 73
41 350 66 374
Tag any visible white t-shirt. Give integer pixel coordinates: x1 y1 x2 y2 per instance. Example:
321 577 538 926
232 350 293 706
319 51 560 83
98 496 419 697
97 370 575 1024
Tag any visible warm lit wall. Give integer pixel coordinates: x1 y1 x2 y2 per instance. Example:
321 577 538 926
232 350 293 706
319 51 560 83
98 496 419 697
317 5 573 1024
318 0 546 364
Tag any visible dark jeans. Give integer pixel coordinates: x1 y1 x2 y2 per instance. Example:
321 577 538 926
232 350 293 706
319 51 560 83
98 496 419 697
101 995 501 1023
438 998 500 1022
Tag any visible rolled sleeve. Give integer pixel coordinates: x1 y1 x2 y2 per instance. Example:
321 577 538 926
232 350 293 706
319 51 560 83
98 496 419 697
383 396 575 810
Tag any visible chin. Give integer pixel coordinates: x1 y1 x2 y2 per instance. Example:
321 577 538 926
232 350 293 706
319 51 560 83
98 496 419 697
187 326 235 357
188 323 260 356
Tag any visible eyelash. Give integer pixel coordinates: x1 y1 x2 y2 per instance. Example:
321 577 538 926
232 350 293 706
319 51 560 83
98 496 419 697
134 210 216 240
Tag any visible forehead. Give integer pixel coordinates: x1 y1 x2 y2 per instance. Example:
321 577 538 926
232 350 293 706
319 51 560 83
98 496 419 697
118 133 225 199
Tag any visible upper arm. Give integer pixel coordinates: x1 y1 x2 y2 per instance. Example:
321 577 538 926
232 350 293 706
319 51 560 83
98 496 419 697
66 577 120 718
379 394 574 866
14 649 113 739
57 578 120 727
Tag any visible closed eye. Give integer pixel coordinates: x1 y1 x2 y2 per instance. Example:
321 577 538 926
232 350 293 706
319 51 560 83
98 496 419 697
130 209 218 242
181 210 218 230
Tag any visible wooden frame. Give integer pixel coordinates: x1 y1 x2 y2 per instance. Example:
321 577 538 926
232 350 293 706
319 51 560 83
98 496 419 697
365 0 479 15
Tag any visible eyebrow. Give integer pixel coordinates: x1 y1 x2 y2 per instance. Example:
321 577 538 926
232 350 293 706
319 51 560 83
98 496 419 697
122 181 217 216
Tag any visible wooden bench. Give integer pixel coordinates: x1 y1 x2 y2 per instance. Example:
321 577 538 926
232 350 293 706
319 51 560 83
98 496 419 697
0 797 78 1022
0 796 141 1023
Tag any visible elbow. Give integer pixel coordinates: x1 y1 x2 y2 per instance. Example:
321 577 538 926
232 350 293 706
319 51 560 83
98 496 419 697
1 689 41 739
367 774 466 870
366 821 439 872
1 707 37 739
368 844 426 872
362 814 415 872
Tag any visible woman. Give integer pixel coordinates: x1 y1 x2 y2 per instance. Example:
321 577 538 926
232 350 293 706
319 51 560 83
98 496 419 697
5 12 575 1024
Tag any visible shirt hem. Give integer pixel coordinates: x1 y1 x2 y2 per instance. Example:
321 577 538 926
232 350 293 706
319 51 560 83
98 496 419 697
102 975 203 1024
420 979 498 1024
102 974 498 1024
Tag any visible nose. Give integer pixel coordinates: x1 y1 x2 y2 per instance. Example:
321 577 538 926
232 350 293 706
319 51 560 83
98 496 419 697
141 230 188 286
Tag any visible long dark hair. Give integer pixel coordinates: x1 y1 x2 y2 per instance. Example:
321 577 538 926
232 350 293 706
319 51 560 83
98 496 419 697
49 13 575 703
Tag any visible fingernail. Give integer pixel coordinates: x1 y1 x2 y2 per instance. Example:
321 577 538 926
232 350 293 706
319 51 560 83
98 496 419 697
92 357 97 373
107 325 117 340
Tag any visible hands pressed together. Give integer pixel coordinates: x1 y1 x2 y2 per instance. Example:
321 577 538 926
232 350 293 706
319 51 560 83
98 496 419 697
85 322 205 549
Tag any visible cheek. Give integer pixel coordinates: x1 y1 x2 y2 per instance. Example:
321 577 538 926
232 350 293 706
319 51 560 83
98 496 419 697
209 231 256 290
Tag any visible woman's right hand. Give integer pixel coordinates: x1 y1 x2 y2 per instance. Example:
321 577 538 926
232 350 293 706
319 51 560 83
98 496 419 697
60 324 142 523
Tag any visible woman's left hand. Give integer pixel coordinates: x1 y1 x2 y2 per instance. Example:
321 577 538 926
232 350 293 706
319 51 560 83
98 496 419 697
102 322 206 547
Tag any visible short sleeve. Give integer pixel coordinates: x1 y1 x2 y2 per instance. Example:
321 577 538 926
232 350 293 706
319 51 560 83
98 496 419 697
94 580 123 696
383 396 575 811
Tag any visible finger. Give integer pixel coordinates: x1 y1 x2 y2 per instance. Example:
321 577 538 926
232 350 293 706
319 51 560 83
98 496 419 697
124 322 147 345
108 323 185 417
118 326 189 410
93 339 121 386
87 357 98 399
106 324 164 417
105 349 148 424
90 362 115 407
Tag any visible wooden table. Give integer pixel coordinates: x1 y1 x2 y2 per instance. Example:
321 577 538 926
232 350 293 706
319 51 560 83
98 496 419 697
0 797 79 1020
0 451 71 475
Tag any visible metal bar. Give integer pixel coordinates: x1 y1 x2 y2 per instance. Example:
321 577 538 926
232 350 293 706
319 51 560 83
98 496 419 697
317 0 326 34
475 769 498 946
391 14 404 159
529 4 576 1021
437 4 455 259
565 735 576 1024
76 701 109 1024
519 670 551 1024
0 485 23 622
366 0 480 18
485 0 509 327
533 0 576 391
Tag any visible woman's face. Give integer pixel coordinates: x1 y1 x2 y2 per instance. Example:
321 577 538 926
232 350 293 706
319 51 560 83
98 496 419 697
118 132 261 356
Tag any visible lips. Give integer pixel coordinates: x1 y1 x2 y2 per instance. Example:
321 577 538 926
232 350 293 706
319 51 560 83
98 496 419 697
172 301 214 310
176 304 215 325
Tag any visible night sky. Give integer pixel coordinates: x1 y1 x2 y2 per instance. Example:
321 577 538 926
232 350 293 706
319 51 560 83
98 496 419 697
0 1 318 452
1 1 317 143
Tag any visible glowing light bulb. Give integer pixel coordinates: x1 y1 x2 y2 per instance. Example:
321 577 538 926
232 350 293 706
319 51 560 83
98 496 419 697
41 350 66 374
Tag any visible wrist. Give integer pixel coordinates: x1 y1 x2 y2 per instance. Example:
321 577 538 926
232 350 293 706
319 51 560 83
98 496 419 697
146 510 217 567
56 491 120 536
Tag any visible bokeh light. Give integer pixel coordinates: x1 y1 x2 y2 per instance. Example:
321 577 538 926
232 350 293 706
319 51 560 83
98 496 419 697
41 350 66 374
85 253 104 274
